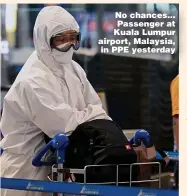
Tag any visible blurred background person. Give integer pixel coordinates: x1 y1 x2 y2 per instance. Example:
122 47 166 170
170 74 179 189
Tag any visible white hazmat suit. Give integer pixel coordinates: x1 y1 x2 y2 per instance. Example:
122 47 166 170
0 6 111 196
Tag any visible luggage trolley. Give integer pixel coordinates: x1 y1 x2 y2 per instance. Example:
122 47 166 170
31 133 175 196
1 133 179 196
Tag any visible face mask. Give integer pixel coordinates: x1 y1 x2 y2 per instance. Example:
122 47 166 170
51 47 73 65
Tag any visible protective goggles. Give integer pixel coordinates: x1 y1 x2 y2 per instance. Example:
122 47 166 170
51 32 81 52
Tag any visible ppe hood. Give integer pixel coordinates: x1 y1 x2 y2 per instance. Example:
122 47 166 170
33 6 80 74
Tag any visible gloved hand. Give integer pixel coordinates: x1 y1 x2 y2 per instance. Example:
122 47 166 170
130 129 153 148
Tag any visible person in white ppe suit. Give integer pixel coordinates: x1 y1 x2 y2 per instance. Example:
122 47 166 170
0 6 111 196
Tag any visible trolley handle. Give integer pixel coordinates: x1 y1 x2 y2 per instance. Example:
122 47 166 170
129 130 179 161
32 133 69 167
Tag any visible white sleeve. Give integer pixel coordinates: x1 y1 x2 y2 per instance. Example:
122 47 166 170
21 80 109 138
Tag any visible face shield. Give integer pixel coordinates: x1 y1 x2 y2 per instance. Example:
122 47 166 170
51 31 81 52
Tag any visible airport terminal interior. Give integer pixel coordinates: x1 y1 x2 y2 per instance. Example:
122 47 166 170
1 3 179 195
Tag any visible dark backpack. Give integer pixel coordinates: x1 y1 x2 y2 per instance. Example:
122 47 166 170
65 119 138 184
